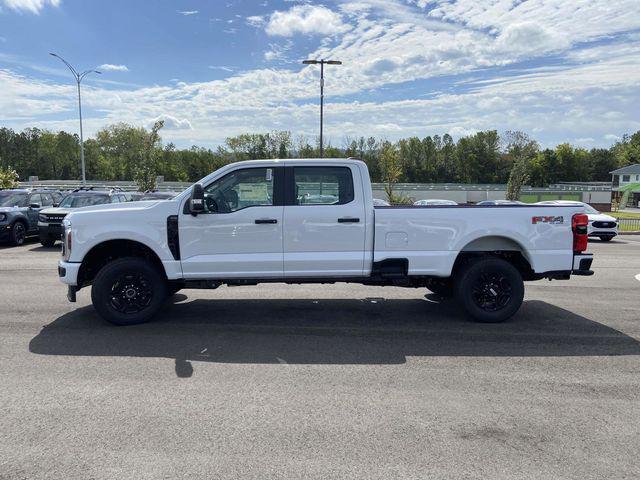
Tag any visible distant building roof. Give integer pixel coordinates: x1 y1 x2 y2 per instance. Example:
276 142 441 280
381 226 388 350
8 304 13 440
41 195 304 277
610 164 640 175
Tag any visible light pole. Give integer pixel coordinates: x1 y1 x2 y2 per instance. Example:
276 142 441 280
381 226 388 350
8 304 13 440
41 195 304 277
302 59 342 158
50 53 101 183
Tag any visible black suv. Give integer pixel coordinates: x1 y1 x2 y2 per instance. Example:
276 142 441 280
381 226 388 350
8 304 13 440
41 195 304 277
38 188 130 246
0 189 59 246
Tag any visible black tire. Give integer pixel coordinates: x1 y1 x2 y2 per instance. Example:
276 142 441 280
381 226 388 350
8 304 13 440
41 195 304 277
599 236 613 242
40 237 56 247
10 221 27 246
425 278 453 298
91 257 167 326
455 257 524 323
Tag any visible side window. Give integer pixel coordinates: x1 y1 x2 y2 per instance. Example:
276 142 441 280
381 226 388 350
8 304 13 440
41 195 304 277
30 194 42 206
119 195 127 202
40 193 53 207
203 168 274 213
293 167 354 205
110 195 120 203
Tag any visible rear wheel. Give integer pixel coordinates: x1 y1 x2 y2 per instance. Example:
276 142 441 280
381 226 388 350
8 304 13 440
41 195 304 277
91 257 167 326
455 257 524 323
10 222 26 246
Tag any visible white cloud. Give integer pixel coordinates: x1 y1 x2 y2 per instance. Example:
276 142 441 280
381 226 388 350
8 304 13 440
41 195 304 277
177 10 198 16
149 114 192 130
208 65 234 72
97 64 129 72
246 15 265 28
265 5 351 36
3 0 59 14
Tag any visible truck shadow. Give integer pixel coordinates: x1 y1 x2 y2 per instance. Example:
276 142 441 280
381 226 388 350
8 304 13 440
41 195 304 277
29 297 640 376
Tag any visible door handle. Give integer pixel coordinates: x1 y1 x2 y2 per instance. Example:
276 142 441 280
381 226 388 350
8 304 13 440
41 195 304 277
255 218 278 224
338 217 360 223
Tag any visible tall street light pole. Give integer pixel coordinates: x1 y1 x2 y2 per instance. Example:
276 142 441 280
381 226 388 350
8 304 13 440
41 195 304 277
50 53 101 184
302 59 342 158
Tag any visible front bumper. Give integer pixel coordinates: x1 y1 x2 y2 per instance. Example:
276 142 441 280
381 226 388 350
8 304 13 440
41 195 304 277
58 260 81 286
572 253 594 276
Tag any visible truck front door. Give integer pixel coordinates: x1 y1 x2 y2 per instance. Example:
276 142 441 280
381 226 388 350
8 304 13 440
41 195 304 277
179 167 284 279
283 165 366 277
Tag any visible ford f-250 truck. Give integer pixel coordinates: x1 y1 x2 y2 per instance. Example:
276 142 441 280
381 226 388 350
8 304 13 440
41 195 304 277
57 158 594 326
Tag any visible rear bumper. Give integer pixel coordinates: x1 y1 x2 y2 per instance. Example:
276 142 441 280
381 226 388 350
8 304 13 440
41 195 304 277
572 253 594 276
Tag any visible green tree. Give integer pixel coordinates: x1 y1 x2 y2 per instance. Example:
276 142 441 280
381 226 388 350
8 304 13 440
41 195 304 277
134 120 164 192
506 158 529 201
379 141 412 204
0 165 19 188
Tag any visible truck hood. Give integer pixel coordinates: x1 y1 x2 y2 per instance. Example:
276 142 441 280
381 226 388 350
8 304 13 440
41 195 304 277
40 207 72 215
65 199 179 224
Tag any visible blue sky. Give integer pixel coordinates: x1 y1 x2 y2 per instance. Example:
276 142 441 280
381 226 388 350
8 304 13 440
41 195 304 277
1 0 639 149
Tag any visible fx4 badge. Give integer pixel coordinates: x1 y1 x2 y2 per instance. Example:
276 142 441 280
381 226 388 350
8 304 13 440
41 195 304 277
532 215 564 224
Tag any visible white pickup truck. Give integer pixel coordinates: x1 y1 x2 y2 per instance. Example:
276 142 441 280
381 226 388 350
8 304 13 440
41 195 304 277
58 158 594 325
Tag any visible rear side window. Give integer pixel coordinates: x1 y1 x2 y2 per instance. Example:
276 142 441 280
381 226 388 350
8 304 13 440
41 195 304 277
110 196 120 203
40 193 53 207
293 167 354 205
30 194 42 206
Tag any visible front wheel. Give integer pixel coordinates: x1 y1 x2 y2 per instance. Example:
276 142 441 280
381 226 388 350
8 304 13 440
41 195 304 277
455 257 524 323
10 222 26 246
91 257 167 326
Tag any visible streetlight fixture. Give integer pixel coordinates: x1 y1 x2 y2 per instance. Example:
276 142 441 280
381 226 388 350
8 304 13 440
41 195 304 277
50 52 101 183
302 59 342 158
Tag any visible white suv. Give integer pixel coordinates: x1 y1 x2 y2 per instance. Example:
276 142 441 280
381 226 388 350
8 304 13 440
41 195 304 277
537 201 618 241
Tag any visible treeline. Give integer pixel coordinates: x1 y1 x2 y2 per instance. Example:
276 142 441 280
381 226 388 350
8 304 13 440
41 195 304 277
0 124 639 186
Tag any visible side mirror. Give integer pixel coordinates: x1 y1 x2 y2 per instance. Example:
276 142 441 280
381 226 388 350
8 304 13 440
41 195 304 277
53 203 59 208
189 184 205 216
30 203 41 209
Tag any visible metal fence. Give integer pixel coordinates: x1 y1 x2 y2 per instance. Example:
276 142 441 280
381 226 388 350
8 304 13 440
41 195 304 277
615 218 640 232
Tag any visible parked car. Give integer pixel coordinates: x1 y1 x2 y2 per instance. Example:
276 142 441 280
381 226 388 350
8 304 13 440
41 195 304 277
476 200 526 206
139 191 179 201
373 198 390 206
38 188 130 247
414 199 458 206
536 200 618 241
58 158 594 326
0 189 57 245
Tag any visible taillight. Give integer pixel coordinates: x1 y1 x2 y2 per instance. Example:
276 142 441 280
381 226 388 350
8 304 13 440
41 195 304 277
572 213 588 253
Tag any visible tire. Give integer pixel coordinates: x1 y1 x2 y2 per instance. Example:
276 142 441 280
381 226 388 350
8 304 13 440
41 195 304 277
455 257 524 323
425 278 453 298
10 221 27 246
40 237 56 247
91 257 168 326
599 236 613 242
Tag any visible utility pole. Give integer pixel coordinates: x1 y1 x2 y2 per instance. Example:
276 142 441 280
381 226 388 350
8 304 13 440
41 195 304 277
302 59 342 158
50 53 101 183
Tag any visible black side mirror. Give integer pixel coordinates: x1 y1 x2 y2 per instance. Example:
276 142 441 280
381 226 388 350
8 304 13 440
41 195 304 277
53 203 59 207
29 203 41 209
189 184 205 216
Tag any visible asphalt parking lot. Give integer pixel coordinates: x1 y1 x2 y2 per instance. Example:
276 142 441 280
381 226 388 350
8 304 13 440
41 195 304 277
1 238 639 479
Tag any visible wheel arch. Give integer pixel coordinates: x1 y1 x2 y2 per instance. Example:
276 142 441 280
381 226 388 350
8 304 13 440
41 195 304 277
77 239 167 288
454 235 535 280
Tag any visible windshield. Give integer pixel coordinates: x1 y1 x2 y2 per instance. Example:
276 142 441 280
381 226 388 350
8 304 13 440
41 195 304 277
59 194 109 208
583 204 599 214
0 193 28 207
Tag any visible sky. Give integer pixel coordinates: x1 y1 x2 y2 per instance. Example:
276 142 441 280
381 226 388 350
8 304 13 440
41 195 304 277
0 0 639 150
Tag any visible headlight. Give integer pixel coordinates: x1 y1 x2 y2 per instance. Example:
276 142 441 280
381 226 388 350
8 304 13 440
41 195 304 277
0 213 6 222
38 214 47 222
62 221 72 260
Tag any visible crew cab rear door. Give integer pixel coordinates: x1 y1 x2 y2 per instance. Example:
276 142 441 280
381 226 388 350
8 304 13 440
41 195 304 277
283 164 366 277
179 166 285 279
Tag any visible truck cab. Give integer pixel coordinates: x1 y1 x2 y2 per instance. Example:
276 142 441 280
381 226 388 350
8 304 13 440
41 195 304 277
57 158 593 326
